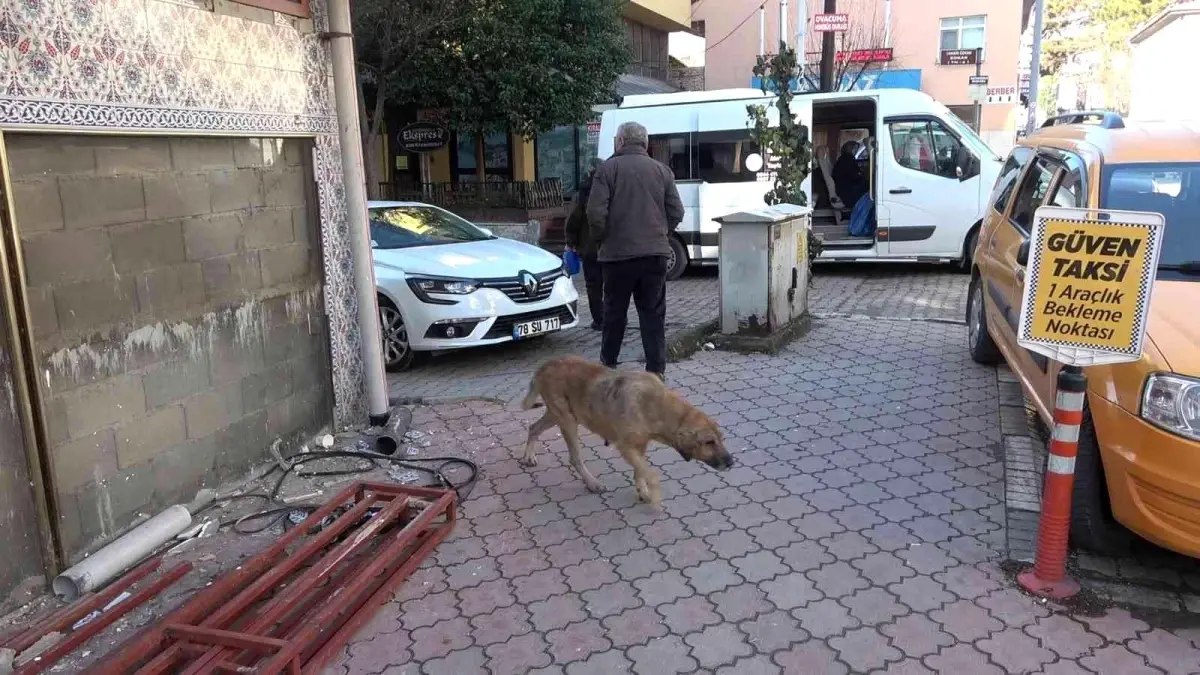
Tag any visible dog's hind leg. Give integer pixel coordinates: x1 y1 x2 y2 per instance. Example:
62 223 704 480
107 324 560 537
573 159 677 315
561 423 604 493
520 411 555 467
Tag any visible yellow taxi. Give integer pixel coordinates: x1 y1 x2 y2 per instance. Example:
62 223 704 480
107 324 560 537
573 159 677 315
967 111 1200 556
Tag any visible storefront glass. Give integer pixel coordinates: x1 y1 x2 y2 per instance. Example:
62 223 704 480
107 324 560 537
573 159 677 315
536 121 601 197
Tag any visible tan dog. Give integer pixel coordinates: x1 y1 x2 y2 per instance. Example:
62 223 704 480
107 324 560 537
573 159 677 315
520 356 733 507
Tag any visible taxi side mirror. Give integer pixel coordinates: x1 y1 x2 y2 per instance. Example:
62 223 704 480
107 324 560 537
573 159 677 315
1017 239 1030 266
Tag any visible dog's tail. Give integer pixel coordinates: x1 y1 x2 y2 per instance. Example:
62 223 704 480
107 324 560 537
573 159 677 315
521 378 544 409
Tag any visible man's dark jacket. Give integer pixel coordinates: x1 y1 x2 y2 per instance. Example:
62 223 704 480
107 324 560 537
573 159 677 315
564 171 597 256
585 144 685 262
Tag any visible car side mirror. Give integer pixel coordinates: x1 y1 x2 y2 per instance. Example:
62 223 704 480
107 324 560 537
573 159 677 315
1017 239 1030 266
370 239 379 248
479 227 494 238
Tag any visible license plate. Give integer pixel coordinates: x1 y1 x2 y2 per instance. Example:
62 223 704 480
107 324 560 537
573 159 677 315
512 316 561 339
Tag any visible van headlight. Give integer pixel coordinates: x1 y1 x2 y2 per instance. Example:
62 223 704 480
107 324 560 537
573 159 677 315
1141 374 1200 441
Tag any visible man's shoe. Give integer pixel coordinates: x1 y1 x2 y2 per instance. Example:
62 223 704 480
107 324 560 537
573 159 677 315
649 371 666 384
590 322 603 331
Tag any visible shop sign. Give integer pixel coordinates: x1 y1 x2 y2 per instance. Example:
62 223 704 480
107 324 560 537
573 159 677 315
814 13 849 32
940 49 978 66
836 48 894 63
987 85 1018 104
398 121 449 153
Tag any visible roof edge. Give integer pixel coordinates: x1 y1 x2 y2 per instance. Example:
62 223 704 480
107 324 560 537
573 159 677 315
1131 1 1200 45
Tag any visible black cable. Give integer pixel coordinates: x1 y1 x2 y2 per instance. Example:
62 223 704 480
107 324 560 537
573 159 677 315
706 3 765 53
216 449 481 537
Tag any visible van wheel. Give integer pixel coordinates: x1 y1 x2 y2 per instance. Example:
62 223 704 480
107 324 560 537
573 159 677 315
666 237 688 281
967 276 1002 365
1070 409 1133 554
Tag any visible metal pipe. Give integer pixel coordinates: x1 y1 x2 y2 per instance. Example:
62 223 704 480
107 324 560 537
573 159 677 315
1026 0 1045 133
884 0 892 48
795 0 806 54
52 506 191 602
759 5 766 56
780 0 788 48
326 0 391 426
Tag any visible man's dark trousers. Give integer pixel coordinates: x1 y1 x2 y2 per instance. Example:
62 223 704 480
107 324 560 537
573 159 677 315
582 253 604 327
601 256 668 375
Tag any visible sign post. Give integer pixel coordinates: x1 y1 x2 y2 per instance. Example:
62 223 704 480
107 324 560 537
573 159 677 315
968 75 989 103
1015 206 1165 599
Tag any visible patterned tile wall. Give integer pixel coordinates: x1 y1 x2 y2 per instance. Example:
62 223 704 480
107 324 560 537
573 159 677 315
0 0 366 426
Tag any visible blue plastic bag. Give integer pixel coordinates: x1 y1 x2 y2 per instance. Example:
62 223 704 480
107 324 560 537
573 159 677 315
563 249 582 276
847 194 876 238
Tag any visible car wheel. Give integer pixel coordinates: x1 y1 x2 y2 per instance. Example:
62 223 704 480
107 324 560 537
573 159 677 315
959 226 979 273
1070 408 1133 554
666 237 688 281
967 276 1002 365
378 297 416 372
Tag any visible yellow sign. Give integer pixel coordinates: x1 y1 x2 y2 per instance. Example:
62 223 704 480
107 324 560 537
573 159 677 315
1017 206 1165 366
796 226 807 264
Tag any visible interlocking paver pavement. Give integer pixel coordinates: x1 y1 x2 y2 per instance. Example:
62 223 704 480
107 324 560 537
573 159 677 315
331 310 1200 674
387 263 968 404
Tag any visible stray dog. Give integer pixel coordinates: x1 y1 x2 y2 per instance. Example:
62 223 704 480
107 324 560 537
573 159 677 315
520 356 733 507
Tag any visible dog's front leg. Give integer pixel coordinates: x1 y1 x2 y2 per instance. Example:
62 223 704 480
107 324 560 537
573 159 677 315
620 445 662 508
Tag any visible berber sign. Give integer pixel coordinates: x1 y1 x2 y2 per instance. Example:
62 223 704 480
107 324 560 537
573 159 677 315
398 121 449 153
1016 206 1166 366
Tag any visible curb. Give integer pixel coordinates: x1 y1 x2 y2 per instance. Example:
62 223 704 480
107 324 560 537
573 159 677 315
666 318 719 363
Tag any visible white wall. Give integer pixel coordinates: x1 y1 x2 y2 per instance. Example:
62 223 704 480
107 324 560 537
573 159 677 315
1130 16 1200 121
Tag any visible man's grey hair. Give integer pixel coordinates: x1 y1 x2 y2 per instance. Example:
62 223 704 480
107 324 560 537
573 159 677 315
616 121 649 149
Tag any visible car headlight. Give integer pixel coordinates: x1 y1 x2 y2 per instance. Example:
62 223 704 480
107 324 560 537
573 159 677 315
406 277 478 305
1141 373 1200 441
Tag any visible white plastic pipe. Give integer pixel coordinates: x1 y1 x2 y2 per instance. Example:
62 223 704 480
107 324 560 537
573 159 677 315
327 0 391 424
795 0 807 53
759 5 766 56
884 0 892 48
780 0 789 47
52 505 192 601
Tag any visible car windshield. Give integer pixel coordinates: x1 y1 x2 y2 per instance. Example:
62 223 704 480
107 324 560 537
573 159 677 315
939 109 1001 162
369 205 492 249
1101 163 1200 281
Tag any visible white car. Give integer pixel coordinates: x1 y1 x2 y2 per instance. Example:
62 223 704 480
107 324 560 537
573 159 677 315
370 201 580 371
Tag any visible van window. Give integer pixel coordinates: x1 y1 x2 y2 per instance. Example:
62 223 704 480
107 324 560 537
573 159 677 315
889 120 963 179
991 147 1034 214
649 134 692 180
1009 158 1056 232
695 130 761 183
1102 162 1200 279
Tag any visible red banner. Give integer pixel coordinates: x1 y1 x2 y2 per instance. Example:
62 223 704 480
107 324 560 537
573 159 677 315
836 48 894 63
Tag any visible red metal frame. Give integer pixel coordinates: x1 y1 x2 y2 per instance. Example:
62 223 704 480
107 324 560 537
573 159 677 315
91 482 456 675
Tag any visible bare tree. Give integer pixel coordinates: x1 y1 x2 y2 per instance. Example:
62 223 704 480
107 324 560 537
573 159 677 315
797 10 891 92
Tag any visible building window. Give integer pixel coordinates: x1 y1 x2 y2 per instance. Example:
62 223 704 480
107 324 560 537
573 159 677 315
940 16 986 56
231 0 310 17
537 126 578 195
625 18 669 82
691 20 706 37
947 104 980 131
454 131 511 182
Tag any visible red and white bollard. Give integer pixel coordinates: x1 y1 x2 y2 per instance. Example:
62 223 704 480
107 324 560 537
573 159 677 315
1018 364 1086 599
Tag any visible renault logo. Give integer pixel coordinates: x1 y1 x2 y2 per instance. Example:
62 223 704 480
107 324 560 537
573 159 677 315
519 271 539 298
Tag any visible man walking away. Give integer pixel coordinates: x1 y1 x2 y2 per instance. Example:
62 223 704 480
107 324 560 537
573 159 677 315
564 161 604 330
586 121 684 379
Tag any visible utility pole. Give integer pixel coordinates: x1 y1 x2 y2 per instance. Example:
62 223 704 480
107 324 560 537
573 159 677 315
1026 0 1046 133
759 4 766 56
974 47 983 133
819 0 836 91
780 0 789 47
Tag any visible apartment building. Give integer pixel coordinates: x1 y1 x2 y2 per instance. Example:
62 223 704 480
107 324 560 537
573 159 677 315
693 0 1030 151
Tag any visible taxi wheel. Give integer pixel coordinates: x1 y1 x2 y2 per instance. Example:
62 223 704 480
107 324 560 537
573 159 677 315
1070 410 1133 555
967 276 1002 365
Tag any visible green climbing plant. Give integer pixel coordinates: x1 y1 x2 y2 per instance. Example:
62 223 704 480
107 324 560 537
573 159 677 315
747 44 823 264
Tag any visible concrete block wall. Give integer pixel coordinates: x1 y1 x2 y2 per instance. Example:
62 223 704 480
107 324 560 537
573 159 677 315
7 134 333 558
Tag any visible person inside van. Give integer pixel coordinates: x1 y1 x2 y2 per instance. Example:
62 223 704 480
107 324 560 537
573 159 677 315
900 129 936 173
832 140 868 210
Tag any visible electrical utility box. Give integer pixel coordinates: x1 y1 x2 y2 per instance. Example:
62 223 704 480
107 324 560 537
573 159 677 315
714 204 812 338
